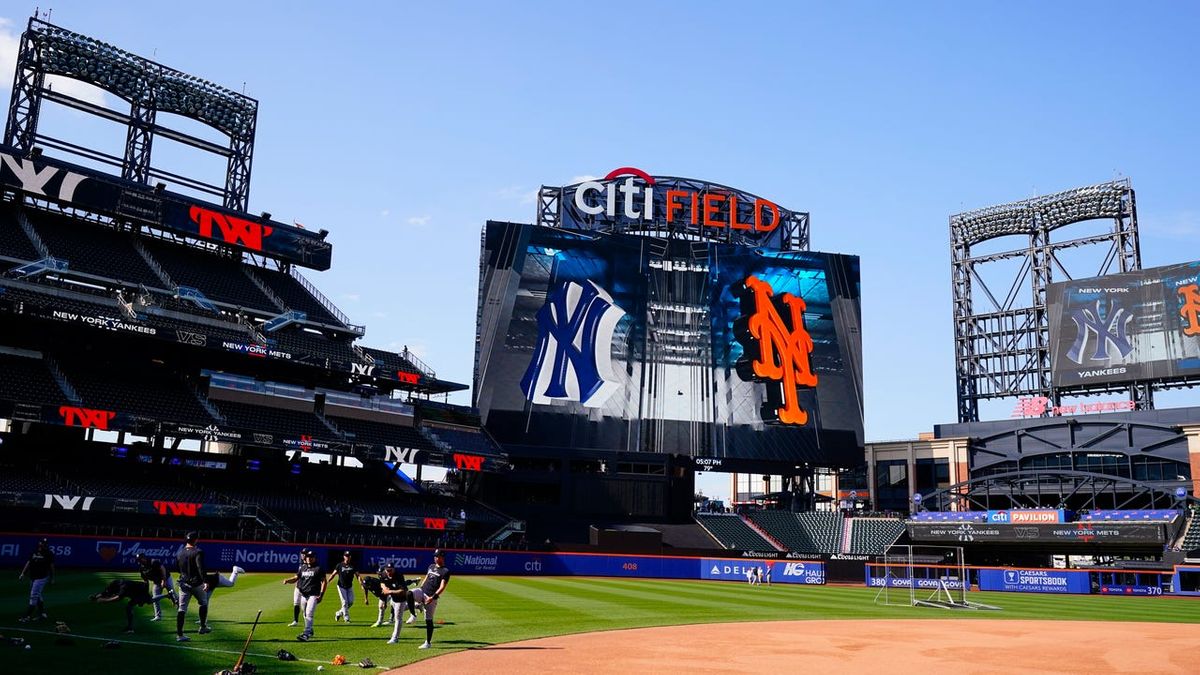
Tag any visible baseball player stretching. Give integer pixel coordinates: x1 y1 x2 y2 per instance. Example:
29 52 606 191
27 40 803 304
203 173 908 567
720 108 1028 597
282 549 325 641
328 550 360 623
174 531 211 642
17 538 55 622
90 578 174 633
136 553 175 622
407 549 451 649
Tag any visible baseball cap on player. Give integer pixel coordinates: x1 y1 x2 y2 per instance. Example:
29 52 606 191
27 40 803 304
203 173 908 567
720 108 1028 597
343 550 352 557
433 549 445 559
185 532 198 544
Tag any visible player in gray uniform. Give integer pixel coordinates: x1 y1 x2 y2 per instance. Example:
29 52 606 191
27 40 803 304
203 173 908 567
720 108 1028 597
175 531 211 642
328 550 361 623
282 549 325 641
17 539 55 622
407 549 451 649
136 553 175 621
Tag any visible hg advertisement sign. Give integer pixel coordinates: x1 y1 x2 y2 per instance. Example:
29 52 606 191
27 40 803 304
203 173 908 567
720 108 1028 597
702 559 825 585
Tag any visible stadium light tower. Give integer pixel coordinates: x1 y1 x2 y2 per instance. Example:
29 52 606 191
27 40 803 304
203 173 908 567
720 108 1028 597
950 180 1143 422
3 17 258 211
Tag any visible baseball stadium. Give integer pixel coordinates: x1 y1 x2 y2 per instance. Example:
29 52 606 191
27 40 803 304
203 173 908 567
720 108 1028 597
2 8 1200 675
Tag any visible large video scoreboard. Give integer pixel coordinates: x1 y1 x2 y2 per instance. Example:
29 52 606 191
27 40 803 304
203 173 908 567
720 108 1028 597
475 173 863 467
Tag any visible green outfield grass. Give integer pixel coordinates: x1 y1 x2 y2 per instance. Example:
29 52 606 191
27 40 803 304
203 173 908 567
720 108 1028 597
1 571 1198 673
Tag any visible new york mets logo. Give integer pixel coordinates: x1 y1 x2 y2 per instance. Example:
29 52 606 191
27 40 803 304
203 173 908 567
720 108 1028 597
520 280 625 407
734 276 817 425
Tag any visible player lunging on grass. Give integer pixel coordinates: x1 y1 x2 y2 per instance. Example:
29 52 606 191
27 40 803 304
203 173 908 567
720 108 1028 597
135 552 175 622
379 563 421 643
90 578 174 634
407 549 451 650
17 538 54 623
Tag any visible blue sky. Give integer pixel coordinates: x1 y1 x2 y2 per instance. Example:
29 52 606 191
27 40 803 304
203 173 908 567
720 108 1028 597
4 2 1200 500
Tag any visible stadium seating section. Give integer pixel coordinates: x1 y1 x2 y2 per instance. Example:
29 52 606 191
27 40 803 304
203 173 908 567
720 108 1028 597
1080 509 1181 522
422 425 503 457
140 238 279 311
748 510 844 554
695 513 774 551
324 415 437 450
0 205 40 262
1181 508 1200 551
60 360 216 426
848 517 906 554
253 267 343 326
28 211 163 288
212 400 335 440
0 352 67 407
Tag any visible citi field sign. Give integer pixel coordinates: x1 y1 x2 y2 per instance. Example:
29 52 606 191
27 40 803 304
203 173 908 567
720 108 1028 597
556 168 801 246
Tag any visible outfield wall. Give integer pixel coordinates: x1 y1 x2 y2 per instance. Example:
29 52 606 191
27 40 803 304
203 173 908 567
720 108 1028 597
2 533 1184 596
0 532 825 585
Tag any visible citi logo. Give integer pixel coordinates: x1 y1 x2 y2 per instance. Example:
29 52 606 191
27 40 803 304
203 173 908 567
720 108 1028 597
524 560 543 572
572 167 781 232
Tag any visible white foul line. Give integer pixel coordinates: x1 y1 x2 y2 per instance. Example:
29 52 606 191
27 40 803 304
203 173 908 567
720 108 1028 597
0 624 343 666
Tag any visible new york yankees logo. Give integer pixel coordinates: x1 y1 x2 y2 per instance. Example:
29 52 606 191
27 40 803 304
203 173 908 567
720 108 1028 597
734 276 817 425
520 280 625 407
1067 299 1133 364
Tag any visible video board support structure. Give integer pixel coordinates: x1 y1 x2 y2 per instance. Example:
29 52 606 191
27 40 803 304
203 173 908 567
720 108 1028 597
950 180 1146 422
4 17 258 211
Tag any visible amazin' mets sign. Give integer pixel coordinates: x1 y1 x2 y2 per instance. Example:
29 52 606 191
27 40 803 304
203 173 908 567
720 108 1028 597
734 276 817 425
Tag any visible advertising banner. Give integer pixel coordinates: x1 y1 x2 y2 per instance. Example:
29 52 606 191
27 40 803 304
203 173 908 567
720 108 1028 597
1098 584 1162 596
985 509 1066 524
0 145 331 269
702 559 826 585
907 522 1163 544
979 568 1090 594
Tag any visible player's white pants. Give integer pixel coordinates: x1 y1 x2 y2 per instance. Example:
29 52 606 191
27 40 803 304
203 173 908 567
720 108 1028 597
336 586 354 620
388 598 409 641
299 593 319 636
410 588 438 621
151 576 176 619
216 571 238 588
293 585 302 607
28 577 48 605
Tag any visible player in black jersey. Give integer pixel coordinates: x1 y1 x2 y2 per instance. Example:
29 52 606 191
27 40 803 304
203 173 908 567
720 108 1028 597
378 563 419 643
328 550 361 623
282 549 325 641
135 553 175 622
90 578 173 633
17 539 55 623
407 549 451 649
174 532 211 642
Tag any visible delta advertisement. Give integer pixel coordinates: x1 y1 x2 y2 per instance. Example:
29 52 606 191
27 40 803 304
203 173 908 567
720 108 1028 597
978 568 1090 594
1048 261 1200 387
701 560 825 585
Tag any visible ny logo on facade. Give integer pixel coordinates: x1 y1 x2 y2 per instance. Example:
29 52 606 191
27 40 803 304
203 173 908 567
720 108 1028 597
1067 299 1133 364
59 406 116 430
520 280 625 407
189 205 273 252
734 276 818 425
